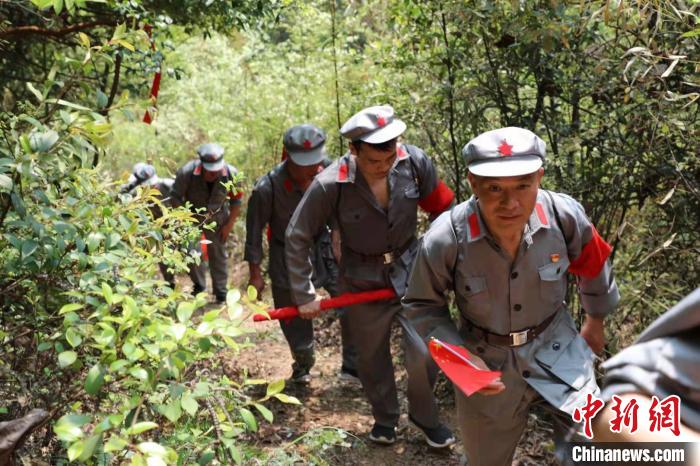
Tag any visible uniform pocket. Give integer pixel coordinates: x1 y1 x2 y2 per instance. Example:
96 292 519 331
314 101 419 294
404 185 420 198
464 276 487 296
340 206 365 224
534 323 594 391
538 257 569 306
460 276 491 319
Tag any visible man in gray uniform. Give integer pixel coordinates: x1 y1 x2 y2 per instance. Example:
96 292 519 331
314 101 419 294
245 124 357 384
171 144 242 302
286 105 456 447
120 162 176 287
594 287 700 441
403 127 620 465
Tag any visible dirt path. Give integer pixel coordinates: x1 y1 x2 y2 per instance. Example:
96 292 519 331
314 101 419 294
233 312 558 465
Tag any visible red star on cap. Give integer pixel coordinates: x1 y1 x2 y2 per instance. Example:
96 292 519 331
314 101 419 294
498 140 513 156
303 139 312 149
376 115 386 127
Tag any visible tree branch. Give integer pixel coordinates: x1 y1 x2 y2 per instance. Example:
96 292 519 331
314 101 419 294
0 21 116 40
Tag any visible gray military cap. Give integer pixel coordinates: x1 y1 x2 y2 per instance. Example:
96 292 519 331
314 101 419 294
283 124 326 166
340 105 406 144
463 127 546 177
128 162 157 185
197 143 225 172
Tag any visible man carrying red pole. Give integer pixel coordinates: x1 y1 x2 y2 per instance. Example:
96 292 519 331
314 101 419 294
285 105 456 447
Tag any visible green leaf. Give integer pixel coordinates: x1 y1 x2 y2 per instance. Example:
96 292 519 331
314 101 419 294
53 0 63 14
229 444 242 464
181 393 198 416
176 302 195 322
0 174 13 191
21 240 39 259
30 0 54 9
137 441 166 456
102 283 114 305
54 414 90 442
59 303 83 314
66 327 82 348
67 439 84 461
104 434 128 452
246 285 257 302
170 323 186 341
37 342 52 351
85 363 105 395
265 379 285 398
29 130 59 152
253 403 273 423
78 434 101 461
26 82 43 102
58 350 77 368
129 366 148 380
157 401 182 423
125 421 158 436
238 407 257 432
226 288 241 307
273 393 301 405
45 98 90 111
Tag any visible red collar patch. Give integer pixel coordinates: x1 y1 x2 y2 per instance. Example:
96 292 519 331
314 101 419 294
337 161 349 182
498 140 513 156
535 202 549 226
283 179 293 193
193 163 202 176
468 212 481 239
396 144 409 160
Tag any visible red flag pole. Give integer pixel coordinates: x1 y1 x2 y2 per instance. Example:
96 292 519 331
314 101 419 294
142 24 161 124
253 288 396 321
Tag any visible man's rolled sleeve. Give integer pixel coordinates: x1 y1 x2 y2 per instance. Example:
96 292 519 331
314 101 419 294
170 166 189 208
244 178 272 265
402 212 462 344
555 193 620 318
285 180 334 305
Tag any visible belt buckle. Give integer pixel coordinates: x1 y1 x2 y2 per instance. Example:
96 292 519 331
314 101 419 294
509 330 528 347
383 252 393 265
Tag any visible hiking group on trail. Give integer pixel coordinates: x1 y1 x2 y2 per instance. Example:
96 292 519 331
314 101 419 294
123 105 699 465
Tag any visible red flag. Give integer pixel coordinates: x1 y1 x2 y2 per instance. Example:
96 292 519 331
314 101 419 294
253 288 396 322
200 233 209 261
429 338 502 396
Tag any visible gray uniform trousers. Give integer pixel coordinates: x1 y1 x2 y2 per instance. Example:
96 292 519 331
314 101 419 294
189 227 228 299
455 331 583 466
342 270 441 430
272 276 356 373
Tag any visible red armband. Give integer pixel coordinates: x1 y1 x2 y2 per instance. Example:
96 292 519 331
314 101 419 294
568 226 612 278
418 180 454 214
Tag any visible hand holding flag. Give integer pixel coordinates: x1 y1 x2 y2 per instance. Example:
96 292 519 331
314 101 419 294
429 338 505 396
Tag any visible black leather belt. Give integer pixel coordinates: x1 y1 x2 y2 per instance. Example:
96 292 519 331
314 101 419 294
465 312 557 347
345 236 416 265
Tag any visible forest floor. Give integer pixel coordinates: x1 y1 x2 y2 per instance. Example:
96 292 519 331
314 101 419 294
8 242 559 465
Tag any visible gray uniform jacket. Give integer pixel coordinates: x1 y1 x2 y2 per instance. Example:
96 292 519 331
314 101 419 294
244 159 332 290
171 160 242 228
403 190 620 415
286 144 442 305
602 288 700 430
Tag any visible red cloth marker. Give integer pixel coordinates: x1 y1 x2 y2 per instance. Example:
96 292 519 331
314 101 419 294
253 288 397 321
429 338 502 396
